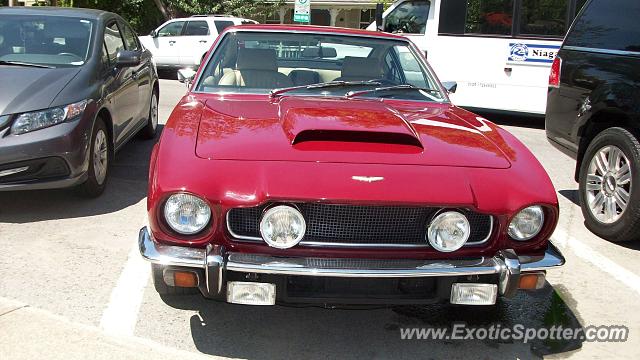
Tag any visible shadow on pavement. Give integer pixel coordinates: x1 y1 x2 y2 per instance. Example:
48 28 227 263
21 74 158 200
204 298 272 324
558 189 580 206
0 126 162 223
159 283 582 359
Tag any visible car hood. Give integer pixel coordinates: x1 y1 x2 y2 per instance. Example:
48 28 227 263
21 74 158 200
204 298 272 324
0 66 81 116
195 96 512 169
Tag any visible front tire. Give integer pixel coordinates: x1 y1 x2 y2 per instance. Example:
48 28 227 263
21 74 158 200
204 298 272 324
140 90 159 140
579 127 640 242
77 118 109 198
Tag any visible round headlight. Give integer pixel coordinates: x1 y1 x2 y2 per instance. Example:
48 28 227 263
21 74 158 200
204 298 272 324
508 206 545 241
260 205 306 249
163 193 211 235
427 211 471 252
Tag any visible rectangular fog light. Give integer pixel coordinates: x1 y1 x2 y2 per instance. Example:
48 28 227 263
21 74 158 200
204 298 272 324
450 283 497 305
227 281 276 305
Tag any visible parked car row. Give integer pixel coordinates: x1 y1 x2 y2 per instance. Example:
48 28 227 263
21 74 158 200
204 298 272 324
0 0 637 311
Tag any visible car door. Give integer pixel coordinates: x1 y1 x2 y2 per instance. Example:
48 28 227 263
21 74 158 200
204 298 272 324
150 20 186 67
103 20 138 147
179 20 212 68
120 21 152 130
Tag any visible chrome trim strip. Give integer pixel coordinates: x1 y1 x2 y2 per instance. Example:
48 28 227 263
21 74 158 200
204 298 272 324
139 227 564 289
563 46 640 57
0 166 29 178
138 227 206 268
519 241 565 271
225 210 493 249
226 253 502 278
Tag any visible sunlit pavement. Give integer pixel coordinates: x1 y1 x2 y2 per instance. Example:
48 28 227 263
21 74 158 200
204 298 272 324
0 78 638 359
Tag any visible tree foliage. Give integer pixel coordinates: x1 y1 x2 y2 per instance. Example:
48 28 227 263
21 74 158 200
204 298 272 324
52 0 283 34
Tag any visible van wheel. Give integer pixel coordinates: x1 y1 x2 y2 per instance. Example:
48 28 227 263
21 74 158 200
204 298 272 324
151 264 198 295
77 118 109 198
141 90 158 139
579 127 640 242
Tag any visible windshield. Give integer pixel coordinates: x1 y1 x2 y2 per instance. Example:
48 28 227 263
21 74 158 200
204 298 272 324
0 15 93 67
196 31 446 102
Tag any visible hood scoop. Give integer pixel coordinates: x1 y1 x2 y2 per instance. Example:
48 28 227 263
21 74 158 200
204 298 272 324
280 98 423 151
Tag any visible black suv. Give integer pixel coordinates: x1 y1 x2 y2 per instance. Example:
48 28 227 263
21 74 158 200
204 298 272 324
546 0 640 242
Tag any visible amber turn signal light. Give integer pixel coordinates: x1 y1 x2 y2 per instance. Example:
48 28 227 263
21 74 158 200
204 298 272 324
174 271 198 287
518 272 546 290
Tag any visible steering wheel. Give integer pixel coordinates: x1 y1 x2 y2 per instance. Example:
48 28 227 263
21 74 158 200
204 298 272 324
57 52 81 60
370 78 397 86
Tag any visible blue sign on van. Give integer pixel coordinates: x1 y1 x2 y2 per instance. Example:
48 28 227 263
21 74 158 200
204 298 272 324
508 43 560 65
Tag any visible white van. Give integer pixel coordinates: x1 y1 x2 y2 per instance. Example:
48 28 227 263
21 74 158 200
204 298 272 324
140 15 257 70
368 0 588 116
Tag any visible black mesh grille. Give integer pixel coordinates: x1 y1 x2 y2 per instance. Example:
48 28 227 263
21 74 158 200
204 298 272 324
227 204 492 247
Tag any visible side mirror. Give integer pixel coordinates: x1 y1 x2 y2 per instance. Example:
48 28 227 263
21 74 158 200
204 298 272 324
442 81 457 94
150 29 158 38
177 68 196 88
375 3 384 31
115 50 142 68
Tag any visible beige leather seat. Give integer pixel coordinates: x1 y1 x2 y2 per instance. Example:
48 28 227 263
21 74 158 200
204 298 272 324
334 56 385 82
218 48 292 88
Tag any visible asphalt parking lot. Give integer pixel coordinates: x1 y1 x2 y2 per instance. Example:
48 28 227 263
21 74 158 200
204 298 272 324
1 78 639 359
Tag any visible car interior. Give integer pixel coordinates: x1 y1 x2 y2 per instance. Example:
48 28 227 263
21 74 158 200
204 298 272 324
0 18 92 65
198 33 436 95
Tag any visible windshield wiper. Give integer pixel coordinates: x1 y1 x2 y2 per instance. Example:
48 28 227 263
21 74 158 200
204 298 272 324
345 84 443 102
0 60 53 69
270 80 382 98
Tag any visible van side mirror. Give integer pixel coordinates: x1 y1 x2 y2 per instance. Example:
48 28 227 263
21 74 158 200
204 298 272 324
375 3 384 31
150 29 158 38
177 68 196 88
442 81 457 94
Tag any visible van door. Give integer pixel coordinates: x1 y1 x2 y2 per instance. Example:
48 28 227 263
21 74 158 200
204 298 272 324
149 20 185 67
179 20 212 69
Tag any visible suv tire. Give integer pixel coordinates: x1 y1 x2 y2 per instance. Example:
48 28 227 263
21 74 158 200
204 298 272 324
579 127 640 242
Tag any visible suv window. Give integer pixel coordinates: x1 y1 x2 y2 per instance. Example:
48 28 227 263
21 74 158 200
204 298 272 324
465 0 514 36
519 0 568 37
104 22 125 65
120 23 140 51
158 21 185 37
384 1 430 34
184 21 210 36
214 20 235 33
565 0 640 52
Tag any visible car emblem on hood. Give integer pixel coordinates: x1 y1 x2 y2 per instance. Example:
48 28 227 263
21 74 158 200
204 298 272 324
352 176 384 183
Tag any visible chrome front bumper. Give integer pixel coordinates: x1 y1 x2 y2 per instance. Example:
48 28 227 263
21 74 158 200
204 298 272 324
138 227 565 300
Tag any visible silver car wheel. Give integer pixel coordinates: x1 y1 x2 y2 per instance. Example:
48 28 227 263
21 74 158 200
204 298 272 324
150 93 158 130
585 145 632 224
93 129 108 185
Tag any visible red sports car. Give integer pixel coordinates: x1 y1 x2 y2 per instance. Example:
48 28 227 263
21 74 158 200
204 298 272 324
139 25 564 307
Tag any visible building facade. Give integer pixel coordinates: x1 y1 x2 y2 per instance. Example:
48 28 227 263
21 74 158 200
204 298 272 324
267 0 377 29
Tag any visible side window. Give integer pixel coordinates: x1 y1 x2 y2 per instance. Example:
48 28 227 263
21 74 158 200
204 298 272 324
214 20 235 33
120 23 140 51
184 21 210 36
104 22 125 65
384 1 430 34
465 0 514 36
565 0 640 52
157 21 185 37
519 0 568 37
101 42 110 69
